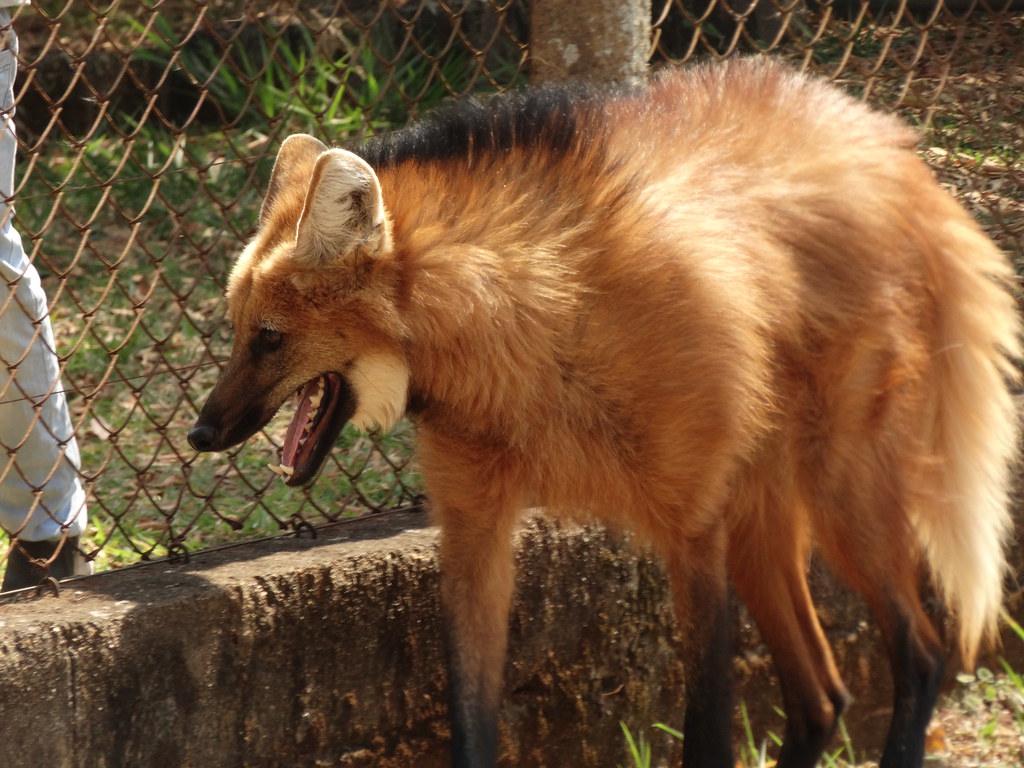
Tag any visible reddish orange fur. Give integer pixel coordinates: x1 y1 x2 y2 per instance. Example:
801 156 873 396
193 58 1021 767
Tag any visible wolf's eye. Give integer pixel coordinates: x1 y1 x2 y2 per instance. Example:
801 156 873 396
258 328 283 350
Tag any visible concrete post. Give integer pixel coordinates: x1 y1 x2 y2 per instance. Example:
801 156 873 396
530 0 652 85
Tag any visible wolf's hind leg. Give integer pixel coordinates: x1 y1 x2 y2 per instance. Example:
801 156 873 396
729 498 851 768
813 485 944 768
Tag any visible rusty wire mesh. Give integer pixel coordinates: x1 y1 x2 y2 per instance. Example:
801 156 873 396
651 0 1023 257
0 0 1019 575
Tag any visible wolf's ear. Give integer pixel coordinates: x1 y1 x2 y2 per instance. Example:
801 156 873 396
292 149 388 268
260 134 328 227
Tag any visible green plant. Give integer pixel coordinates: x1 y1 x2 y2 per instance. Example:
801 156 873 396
999 646 1024 735
618 721 653 768
124 13 524 141
622 703 866 768
738 701 777 768
618 721 683 768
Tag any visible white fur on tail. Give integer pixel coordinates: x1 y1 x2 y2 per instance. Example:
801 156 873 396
921 215 1021 665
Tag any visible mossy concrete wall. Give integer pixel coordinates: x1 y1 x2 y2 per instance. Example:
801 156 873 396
0 509 1017 767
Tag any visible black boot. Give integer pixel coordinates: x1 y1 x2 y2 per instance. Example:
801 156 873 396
2 536 82 592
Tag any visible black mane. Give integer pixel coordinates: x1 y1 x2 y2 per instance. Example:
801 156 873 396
351 83 609 170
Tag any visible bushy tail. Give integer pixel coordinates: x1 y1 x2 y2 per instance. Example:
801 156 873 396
918 209 1021 666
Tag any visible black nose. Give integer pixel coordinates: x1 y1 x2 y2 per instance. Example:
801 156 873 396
187 424 217 452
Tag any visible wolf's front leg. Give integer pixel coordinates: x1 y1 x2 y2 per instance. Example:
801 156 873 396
663 523 735 768
437 503 519 768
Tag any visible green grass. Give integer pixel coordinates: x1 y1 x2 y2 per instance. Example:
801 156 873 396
617 722 683 768
618 708 857 768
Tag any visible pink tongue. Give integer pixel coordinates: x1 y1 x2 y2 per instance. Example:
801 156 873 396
282 378 322 466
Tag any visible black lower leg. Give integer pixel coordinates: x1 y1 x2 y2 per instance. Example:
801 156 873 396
879 613 944 768
775 685 851 768
442 592 506 768
680 583 735 768
447 677 499 768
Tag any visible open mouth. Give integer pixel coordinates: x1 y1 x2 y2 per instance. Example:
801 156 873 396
268 372 356 487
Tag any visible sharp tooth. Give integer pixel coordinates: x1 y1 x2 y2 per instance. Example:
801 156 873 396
282 464 294 476
268 463 295 476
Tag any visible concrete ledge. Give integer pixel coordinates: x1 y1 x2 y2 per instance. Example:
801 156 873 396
0 509 972 767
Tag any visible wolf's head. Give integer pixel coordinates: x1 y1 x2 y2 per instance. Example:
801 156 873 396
188 134 409 486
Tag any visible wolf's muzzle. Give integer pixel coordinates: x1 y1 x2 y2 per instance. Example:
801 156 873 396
187 424 217 452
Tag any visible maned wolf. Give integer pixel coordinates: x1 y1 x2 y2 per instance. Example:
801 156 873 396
188 58 1021 768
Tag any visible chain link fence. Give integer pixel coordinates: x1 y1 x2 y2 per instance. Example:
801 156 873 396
0 0 1020 575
